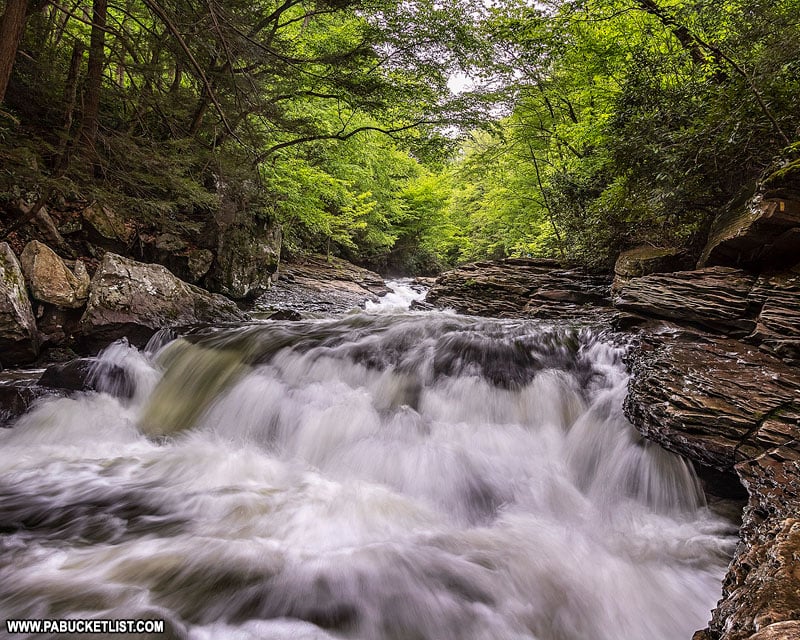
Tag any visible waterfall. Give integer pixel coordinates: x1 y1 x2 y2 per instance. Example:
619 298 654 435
0 284 737 640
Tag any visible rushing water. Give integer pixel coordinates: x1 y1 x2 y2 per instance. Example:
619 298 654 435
0 282 737 640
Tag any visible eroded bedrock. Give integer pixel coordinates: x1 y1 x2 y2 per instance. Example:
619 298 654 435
425 258 612 318
615 264 800 364
255 254 391 314
625 328 800 640
625 329 800 471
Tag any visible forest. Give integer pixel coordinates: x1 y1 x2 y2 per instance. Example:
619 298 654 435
1 0 799 274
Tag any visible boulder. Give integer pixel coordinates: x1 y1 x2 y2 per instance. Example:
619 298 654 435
154 232 187 253
698 195 800 270
34 304 84 347
612 246 689 291
81 203 135 250
267 309 302 321
425 259 611 318
0 385 52 427
615 267 757 336
80 253 247 349
187 248 214 282
0 243 39 365
38 357 135 399
19 240 89 308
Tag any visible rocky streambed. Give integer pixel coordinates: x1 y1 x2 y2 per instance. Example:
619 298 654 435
423 253 800 640
1 177 799 638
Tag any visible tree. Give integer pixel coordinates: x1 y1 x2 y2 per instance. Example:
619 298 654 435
80 0 107 151
0 0 47 103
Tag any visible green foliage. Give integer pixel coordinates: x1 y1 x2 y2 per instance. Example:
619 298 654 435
439 0 800 267
3 0 799 273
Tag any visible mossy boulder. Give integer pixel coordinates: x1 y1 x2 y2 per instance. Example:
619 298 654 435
612 246 689 292
208 220 282 300
81 203 135 250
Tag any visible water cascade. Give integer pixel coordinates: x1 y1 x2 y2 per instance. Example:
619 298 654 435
0 284 737 639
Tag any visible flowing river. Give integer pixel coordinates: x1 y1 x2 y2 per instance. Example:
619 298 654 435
0 281 737 639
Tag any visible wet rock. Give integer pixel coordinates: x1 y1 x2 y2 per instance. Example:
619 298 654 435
746 621 800 640
0 242 39 365
612 246 689 291
698 195 800 270
81 203 135 250
703 451 800 640
0 385 51 427
34 303 83 347
38 357 135 399
409 299 434 311
425 258 611 318
19 240 89 308
257 255 391 314
268 309 301 321
615 267 757 336
624 329 800 472
747 266 800 365
80 253 247 349
626 325 800 640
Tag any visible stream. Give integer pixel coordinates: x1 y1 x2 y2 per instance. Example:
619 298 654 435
0 281 737 639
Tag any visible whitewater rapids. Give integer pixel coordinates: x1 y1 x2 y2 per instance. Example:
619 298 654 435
0 283 736 639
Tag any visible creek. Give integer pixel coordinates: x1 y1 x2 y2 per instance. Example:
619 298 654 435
0 281 737 639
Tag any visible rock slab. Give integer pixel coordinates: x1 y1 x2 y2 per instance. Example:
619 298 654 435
615 267 758 336
625 326 800 640
625 329 800 473
426 258 611 318
258 254 390 314
612 246 689 291
80 253 247 348
699 195 800 270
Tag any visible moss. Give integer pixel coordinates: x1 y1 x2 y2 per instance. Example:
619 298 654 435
763 158 800 188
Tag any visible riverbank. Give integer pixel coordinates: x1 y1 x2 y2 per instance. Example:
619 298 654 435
422 255 800 640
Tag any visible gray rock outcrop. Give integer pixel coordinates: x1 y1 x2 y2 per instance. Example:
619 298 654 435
0 242 39 365
80 253 247 348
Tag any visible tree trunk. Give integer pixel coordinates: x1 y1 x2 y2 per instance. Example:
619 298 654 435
0 0 30 103
81 0 107 150
55 40 85 172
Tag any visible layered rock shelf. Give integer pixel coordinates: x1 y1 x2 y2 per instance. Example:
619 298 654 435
425 258 611 319
255 254 391 314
